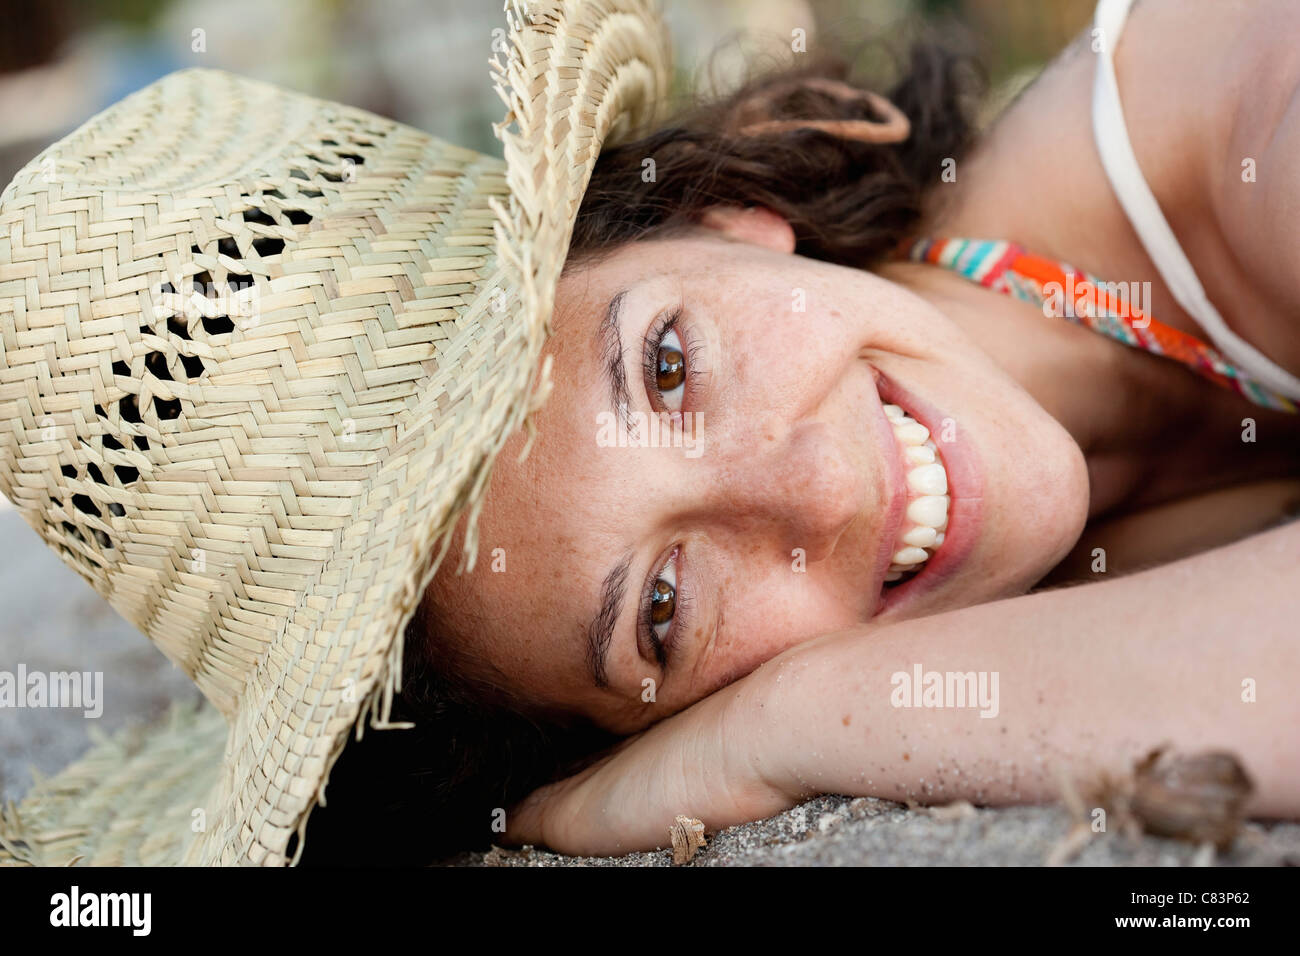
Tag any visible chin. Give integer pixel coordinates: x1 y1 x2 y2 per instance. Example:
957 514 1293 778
1005 429 1091 593
958 415 1091 609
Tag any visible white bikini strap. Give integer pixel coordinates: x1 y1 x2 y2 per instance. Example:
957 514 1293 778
1091 0 1300 400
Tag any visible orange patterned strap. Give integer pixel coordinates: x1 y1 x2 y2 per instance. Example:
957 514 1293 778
898 238 1297 414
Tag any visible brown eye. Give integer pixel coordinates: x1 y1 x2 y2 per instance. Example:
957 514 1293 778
656 346 684 392
653 326 687 410
650 578 675 625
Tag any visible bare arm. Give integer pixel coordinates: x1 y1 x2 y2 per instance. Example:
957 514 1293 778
507 519 1300 855
748 516 1300 815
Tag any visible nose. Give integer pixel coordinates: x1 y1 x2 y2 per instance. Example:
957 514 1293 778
708 419 866 562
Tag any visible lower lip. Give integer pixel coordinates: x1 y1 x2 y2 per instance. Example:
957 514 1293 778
873 372 985 619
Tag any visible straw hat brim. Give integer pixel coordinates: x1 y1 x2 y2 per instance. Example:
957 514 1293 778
0 0 670 866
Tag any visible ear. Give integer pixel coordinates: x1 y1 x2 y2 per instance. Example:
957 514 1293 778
697 205 796 254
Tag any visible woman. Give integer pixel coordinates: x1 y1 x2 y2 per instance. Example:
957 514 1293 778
300 0 1300 862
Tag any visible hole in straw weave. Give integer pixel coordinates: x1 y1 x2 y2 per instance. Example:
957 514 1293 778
159 281 175 295
299 189 322 199
111 359 130 376
253 237 285 257
119 394 142 424
180 353 205 378
60 464 76 478
102 434 123 451
114 464 139 484
132 435 149 451
289 168 309 180
202 315 235 335
145 351 173 381
154 396 182 420
193 271 216 298
108 502 125 517
243 208 276 227
72 494 101 518
284 209 313 225
167 315 192 340
217 236 240 258
87 463 105 484
61 521 85 544
338 152 364 165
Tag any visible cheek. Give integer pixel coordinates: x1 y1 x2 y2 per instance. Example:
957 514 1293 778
691 561 863 693
718 311 856 411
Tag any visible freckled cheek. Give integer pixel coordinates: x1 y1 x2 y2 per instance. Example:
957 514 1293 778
704 582 856 686
726 330 844 405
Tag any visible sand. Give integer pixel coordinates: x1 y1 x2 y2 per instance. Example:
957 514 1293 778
447 795 1300 866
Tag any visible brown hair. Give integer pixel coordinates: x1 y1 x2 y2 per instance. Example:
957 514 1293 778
566 42 983 270
299 40 985 865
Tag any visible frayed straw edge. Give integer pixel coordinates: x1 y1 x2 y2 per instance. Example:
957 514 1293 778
0 800 35 865
296 3 556 865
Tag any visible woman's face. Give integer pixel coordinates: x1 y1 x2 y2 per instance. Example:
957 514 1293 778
431 206 1089 734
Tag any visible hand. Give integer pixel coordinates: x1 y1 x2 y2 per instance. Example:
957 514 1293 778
504 669 797 857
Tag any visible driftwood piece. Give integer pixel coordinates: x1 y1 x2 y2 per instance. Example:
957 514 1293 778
669 815 707 864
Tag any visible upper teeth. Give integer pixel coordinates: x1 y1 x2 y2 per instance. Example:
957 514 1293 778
883 403 949 582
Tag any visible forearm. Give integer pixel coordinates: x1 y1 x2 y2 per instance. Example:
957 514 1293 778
745 519 1300 815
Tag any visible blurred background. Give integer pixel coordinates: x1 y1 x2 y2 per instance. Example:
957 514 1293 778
0 0 1094 801
0 0 1099 185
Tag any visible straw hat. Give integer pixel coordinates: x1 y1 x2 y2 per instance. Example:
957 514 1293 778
0 0 670 866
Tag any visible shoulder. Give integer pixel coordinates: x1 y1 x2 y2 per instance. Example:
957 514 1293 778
1109 0 1300 375
1110 0 1300 168
1101 0 1297 192
1171 0 1300 321
994 0 1300 376
929 0 1300 303
1104 0 1299 91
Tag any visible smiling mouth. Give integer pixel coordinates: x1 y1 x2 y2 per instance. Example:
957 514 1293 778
881 403 949 588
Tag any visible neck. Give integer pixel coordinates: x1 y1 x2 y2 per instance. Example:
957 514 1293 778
878 260 1282 518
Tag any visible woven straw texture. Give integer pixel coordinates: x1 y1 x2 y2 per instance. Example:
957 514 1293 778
0 0 670 865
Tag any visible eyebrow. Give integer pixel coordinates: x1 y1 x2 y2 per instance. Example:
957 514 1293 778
597 288 634 435
585 289 638 689
585 551 633 689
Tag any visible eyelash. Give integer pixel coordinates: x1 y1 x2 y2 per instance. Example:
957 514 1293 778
638 546 690 668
